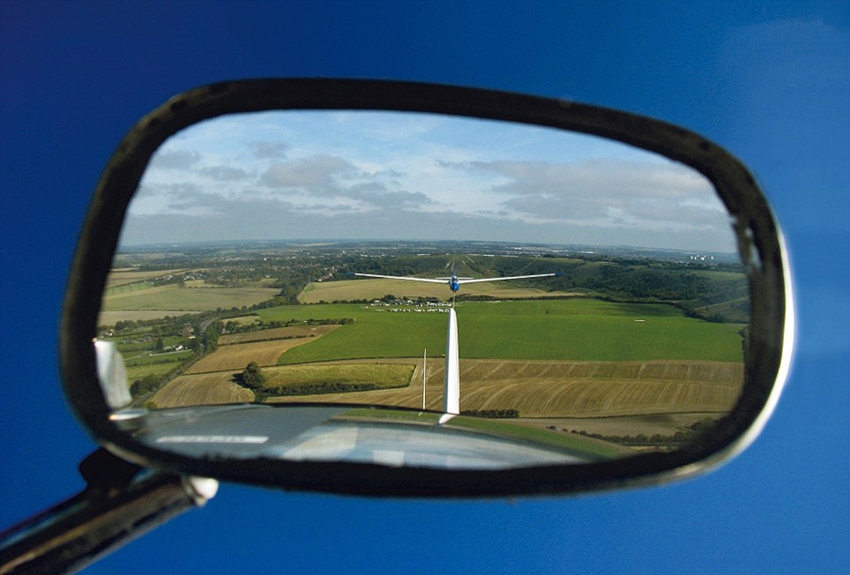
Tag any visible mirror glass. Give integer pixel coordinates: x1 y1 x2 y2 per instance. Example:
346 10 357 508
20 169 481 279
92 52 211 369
98 110 748 470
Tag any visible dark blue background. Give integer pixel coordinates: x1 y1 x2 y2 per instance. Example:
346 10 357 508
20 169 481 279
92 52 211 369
2 2 848 573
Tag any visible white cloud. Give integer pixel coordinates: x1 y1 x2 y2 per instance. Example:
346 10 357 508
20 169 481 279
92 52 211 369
124 110 736 252
148 149 201 170
200 166 252 182
250 141 289 159
261 154 355 191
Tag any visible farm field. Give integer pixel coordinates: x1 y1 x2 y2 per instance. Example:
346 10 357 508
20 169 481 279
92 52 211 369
125 360 184 384
142 296 745 451
264 358 743 418
260 299 745 365
99 310 196 324
122 350 195 381
105 268 188 289
139 325 342 405
104 333 198 387
151 354 741 446
97 246 753 456
152 372 255 408
122 349 195 366
134 297 744 438
101 283 279 312
185 331 339 374
261 363 415 390
218 324 337 345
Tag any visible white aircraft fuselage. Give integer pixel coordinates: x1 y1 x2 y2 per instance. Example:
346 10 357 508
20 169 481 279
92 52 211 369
352 265 559 416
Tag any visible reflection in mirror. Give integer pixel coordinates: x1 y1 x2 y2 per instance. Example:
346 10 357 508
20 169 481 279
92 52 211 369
98 111 748 470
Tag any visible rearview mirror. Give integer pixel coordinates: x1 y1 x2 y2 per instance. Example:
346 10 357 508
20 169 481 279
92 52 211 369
61 80 793 496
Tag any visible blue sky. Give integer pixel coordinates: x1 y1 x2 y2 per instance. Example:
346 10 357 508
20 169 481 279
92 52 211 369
1 2 848 574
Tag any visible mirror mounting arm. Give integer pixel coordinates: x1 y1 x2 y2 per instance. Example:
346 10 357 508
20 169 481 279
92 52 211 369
0 449 218 575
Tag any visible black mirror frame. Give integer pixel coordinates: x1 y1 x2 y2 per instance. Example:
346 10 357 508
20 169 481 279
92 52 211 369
60 79 793 497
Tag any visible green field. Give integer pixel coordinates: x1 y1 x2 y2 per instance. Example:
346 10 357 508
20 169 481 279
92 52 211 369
114 336 185 355
118 344 196 384
125 359 186 383
262 363 415 390
105 268 188 289
259 299 745 365
123 350 195 367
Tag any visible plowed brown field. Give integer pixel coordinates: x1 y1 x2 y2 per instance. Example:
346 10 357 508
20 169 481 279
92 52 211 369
149 326 342 407
184 328 340 374
265 359 743 418
152 372 255 408
218 324 338 345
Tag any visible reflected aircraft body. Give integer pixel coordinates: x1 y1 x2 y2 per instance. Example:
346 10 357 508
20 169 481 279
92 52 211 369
353 264 560 416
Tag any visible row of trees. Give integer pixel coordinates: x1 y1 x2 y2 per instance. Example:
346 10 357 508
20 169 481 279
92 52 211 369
129 362 196 396
238 361 266 389
569 418 718 446
339 253 747 323
460 409 519 418
235 361 407 399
